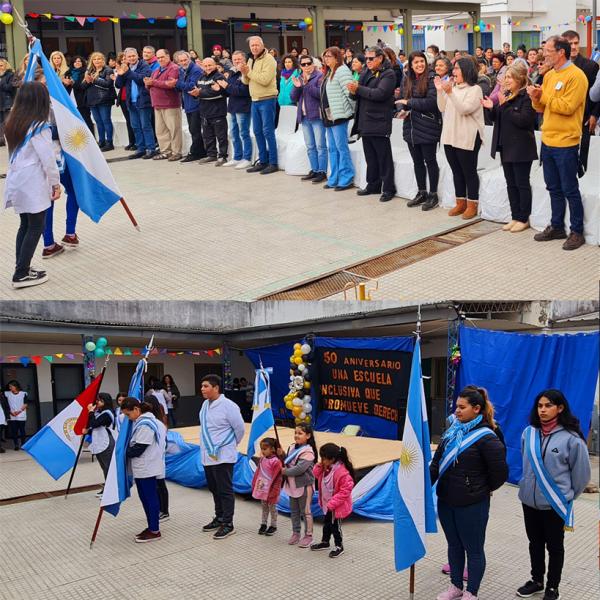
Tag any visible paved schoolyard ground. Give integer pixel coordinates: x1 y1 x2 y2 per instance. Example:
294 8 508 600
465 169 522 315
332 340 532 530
0 148 597 301
0 451 597 600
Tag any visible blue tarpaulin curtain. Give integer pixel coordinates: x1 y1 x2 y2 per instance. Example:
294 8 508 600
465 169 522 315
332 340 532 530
456 325 599 484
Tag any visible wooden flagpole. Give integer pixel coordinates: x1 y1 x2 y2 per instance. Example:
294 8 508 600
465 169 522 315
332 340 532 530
409 564 415 599
89 506 104 550
119 198 140 231
65 363 108 499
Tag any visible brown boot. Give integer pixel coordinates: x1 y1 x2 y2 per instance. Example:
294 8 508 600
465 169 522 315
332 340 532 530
462 200 478 220
448 198 467 216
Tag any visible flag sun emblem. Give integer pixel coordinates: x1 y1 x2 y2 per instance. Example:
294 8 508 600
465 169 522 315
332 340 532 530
399 443 420 473
63 127 90 153
63 417 77 441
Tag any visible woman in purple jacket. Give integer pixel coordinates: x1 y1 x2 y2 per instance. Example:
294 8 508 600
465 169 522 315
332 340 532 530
290 56 328 184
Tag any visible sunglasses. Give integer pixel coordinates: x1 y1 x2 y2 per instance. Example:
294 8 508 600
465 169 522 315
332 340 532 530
300 62 312 66
365 56 378 61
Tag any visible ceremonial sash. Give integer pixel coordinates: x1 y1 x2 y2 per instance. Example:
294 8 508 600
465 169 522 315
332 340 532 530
284 444 310 466
438 427 496 480
9 122 52 164
132 414 159 443
524 426 574 530
200 401 236 461
98 409 114 427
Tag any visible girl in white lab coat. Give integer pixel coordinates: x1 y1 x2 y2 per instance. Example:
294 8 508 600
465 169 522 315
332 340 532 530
4 81 61 288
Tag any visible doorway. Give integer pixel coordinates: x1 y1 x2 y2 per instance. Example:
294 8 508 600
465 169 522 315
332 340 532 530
117 362 164 395
50 364 85 417
1 364 41 435
66 37 94 57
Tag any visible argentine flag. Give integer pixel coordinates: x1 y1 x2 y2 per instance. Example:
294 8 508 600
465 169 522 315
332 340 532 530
24 40 122 222
101 357 147 515
246 367 274 458
393 337 437 571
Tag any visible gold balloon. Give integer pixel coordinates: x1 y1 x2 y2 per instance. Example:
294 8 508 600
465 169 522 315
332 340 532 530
292 405 303 417
304 381 311 389
285 400 293 410
294 343 302 350
305 415 312 423
0 13 13 25
294 356 303 365
293 349 303 357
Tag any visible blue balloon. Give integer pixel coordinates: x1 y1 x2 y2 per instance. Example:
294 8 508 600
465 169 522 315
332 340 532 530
298 21 307 29
176 16 187 28
96 337 108 348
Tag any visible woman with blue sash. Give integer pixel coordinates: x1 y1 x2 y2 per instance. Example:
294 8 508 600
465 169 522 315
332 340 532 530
516 390 590 600
430 387 508 600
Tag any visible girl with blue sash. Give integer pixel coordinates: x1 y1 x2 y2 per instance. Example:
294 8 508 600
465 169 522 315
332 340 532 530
516 390 590 600
430 387 508 600
3 82 61 288
84 392 115 498
121 397 163 544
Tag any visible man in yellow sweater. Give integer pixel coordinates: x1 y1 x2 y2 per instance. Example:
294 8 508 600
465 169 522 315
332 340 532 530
527 35 588 250
240 36 279 175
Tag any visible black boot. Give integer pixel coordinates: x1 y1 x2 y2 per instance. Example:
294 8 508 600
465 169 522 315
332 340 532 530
421 192 439 211
407 190 427 207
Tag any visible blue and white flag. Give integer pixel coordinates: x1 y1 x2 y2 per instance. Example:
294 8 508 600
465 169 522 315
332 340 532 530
24 40 122 222
393 337 437 571
246 367 274 458
22 400 84 479
100 357 147 515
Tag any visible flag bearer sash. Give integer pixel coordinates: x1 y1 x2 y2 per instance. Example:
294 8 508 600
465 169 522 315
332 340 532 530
524 425 574 530
200 401 236 461
438 427 496 480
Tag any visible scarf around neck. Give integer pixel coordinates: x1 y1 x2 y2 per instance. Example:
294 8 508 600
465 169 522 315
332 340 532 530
540 416 559 436
442 414 483 455
281 68 295 79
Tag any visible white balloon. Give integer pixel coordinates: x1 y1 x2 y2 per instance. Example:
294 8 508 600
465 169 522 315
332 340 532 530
301 343 311 354
303 395 311 405
300 412 306 419
304 403 312 413
297 363 306 372
292 398 303 406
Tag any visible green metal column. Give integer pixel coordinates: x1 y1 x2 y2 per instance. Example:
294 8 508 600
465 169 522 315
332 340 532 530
310 5 326 55
470 8 481 49
5 0 28 67
402 9 413 54
186 0 204 56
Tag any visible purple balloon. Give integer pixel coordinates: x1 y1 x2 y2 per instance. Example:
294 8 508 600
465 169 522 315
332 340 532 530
1 3 12 14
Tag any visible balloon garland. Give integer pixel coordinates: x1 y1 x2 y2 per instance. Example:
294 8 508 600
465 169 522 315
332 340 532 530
0 2 14 25
283 338 314 425
84 336 110 358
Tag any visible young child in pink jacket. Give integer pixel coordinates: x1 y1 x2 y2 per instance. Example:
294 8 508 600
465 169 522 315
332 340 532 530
310 443 355 558
251 437 283 536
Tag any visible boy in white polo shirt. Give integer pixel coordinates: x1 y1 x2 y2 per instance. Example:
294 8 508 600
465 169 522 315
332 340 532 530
199 374 245 539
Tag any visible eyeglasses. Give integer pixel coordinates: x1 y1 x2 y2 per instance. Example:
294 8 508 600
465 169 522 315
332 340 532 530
365 56 377 62
300 62 312 66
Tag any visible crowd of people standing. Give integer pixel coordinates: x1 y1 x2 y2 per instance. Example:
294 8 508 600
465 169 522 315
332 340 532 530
1 31 599 288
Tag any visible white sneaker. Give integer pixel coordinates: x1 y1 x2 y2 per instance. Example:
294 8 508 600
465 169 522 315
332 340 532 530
223 159 239 167
235 159 252 170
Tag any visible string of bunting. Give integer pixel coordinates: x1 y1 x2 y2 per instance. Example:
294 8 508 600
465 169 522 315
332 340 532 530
1 347 222 366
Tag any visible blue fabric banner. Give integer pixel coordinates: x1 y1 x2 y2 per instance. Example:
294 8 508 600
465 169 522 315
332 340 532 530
456 326 599 484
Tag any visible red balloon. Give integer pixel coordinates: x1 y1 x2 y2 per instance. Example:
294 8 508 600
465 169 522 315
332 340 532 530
177 8 186 17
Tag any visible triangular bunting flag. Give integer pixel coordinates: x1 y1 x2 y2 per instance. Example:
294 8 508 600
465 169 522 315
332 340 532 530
110 18 119 23
114 347 123 356
124 349 132 356
75 16 86 26
106 348 113 355
43 13 52 19
55 353 64 359
65 16 75 22
137 12 145 19
43 356 53 363
66 353 75 360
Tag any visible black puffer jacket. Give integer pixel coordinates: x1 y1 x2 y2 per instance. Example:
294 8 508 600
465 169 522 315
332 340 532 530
401 72 441 146
0 69 15 111
351 59 396 137
430 420 508 507
81 67 116 107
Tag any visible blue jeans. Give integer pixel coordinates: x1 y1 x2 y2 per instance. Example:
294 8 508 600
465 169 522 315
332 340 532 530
438 498 490 595
251 98 278 165
129 104 155 152
90 104 113 144
302 118 328 173
43 167 78 247
541 143 584 234
135 476 160 532
326 123 354 187
230 111 252 161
